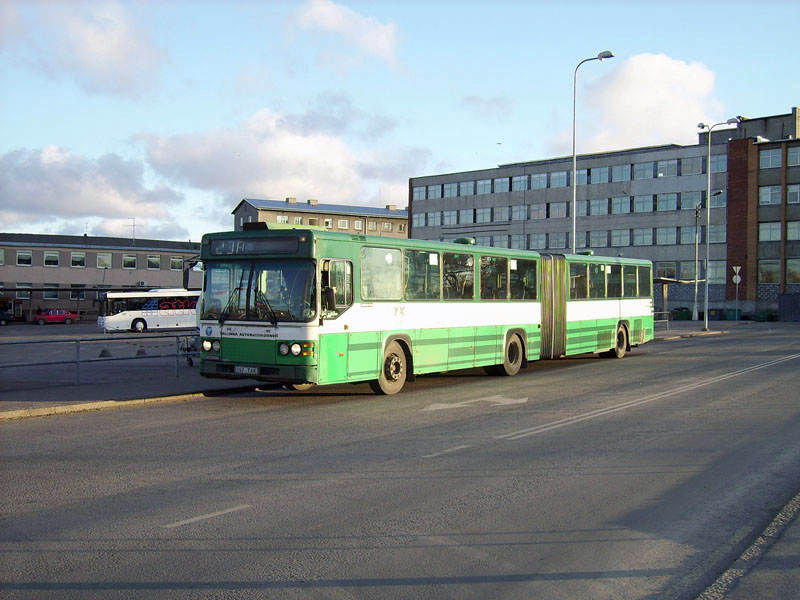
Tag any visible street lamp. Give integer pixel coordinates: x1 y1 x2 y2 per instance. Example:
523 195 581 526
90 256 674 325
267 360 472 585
697 117 744 330
692 202 701 321
572 51 615 254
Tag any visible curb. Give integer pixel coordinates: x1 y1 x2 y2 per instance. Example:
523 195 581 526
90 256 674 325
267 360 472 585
656 330 727 342
0 385 257 422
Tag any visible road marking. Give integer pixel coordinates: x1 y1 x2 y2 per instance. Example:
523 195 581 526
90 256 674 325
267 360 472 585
422 395 528 411
497 353 800 441
161 504 251 529
422 445 472 458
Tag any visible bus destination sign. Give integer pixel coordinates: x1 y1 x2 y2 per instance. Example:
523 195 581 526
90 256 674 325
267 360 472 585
208 237 300 256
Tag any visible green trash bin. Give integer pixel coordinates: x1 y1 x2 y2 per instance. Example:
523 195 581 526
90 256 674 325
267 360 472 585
672 308 691 320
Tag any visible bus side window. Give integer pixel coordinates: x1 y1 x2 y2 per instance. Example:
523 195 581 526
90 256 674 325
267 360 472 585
570 263 587 299
607 264 622 298
638 265 652 298
623 265 637 297
443 253 474 300
322 260 353 317
404 250 440 300
589 264 605 299
480 256 508 300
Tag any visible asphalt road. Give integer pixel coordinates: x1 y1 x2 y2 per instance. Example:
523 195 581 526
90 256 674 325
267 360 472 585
2 323 800 599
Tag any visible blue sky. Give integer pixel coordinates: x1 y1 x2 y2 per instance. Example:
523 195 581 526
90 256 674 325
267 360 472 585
1 0 798 242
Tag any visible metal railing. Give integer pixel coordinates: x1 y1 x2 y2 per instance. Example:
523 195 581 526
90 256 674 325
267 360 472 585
0 333 199 385
654 311 671 330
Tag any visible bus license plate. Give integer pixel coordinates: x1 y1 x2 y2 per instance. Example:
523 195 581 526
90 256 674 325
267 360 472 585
235 366 259 375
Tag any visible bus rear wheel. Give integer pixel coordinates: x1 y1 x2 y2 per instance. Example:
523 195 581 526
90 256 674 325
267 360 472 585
132 319 147 333
369 340 406 395
603 325 627 358
284 383 314 391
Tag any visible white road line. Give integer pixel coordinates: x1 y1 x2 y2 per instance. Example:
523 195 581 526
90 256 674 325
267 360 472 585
161 504 251 529
497 353 800 441
422 445 472 458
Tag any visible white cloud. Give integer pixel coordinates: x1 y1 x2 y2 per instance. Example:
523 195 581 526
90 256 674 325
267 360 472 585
0 146 185 237
294 0 398 65
548 53 724 155
23 1 165 96
461 95 514 120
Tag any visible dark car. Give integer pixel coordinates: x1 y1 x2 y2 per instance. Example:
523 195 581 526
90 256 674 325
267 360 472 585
0 311 13 326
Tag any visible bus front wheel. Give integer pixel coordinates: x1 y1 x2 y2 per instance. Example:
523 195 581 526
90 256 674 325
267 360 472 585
370 340 407 395
603 325 627 358
132 319 147 333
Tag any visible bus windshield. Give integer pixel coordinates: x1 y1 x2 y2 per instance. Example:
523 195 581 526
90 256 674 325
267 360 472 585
202 260 316 323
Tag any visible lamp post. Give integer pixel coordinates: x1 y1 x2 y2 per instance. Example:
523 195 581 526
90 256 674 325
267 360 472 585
572 50 615 254
692 203 701 321
697 117 744 330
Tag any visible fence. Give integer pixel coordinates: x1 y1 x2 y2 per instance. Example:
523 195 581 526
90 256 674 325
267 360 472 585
0 333 199 385
654 311 671 330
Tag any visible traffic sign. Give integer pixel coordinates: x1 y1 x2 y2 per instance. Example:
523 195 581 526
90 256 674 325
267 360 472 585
733 275 741 284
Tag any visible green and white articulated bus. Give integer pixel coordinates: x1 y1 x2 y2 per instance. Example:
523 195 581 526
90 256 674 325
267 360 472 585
198 224 654 394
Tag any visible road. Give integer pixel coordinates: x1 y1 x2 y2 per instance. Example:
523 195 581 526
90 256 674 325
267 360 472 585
2 323 800 598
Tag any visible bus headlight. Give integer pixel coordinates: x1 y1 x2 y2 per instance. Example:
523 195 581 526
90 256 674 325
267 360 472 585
290 343 302 356
203 340 213 352
212 340 221 352
279 342 290 355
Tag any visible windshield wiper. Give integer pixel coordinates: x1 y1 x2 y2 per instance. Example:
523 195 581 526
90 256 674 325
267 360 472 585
219 271 247 325
255 290 278 326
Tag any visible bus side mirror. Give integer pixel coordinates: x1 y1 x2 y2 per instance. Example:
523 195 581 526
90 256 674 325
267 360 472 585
323 287 336 311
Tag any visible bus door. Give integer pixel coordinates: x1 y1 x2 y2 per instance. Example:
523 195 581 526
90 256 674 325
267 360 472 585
539 254 567 359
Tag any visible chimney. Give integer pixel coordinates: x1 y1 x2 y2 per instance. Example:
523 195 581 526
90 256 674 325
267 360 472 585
285 197 297 204
385 204 397 211
307 199 318 206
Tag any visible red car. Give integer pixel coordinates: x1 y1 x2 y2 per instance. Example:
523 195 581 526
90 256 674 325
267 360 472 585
36 309 80 325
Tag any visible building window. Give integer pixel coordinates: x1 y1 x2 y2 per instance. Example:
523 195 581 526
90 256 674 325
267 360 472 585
43 283 59 300
147 255 161 270
787 259 800 284
529 233 546 249
511 205 527 221
549 202 567 219
476 208 491 223
680 226 697 245
70 284 86 301
708 260 726 284
474 236 491 247
759 148 782 169
476 179 491 194
633 195 653 213
308 218 319 226
656 227 677 245
549 232 567 249
382 222 393 232
459 209 474 224
656 262 676 279
98 253 112 269
612 164 631 182
510 234 526 249
276 215 289 224
633 162 654 180
493 206 509 222
170 256 183 271
459 181 474 196
494 177 510 193
611 197 630 214
293 216 303 225
611 229 630 247
710 154 727 173
16 250 32 266
493 235 509 248
576 169 588 185
680 261 696 280
633 228 653 246
550 171 567 187
531 173 547 189
338 219 349 229
759 222 781 241
682 156 702 175
443 183 458 198
354 220 364 230
589 230 607 247
17 283 32 299
427 212 441 226
788 184 799 205
442 210 457 225
657 193 678 211
708 224 726 243
787 221 800 241
398 223 406 233
122 254 137 269
589 198 607 216
511 175 528 191
427 185 442 199
758 260 780 283
575 200 587 217
530 204 546 220
681 191 702 210
412 213 426 227
575 231 587 248
759 186 781 205
368 221 377 231
412 186 426 200
657 159 678 177
44 251 60 267
591 167 610 184
0 249 4 265
322 218 333 228
711 191 727 208
71 252 86 268
788 146 800 167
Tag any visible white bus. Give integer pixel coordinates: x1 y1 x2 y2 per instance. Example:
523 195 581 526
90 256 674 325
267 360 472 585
97 289 200 333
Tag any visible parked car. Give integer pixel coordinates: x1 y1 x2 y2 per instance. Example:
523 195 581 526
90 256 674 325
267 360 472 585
0 311 13 326
35 309 81 325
